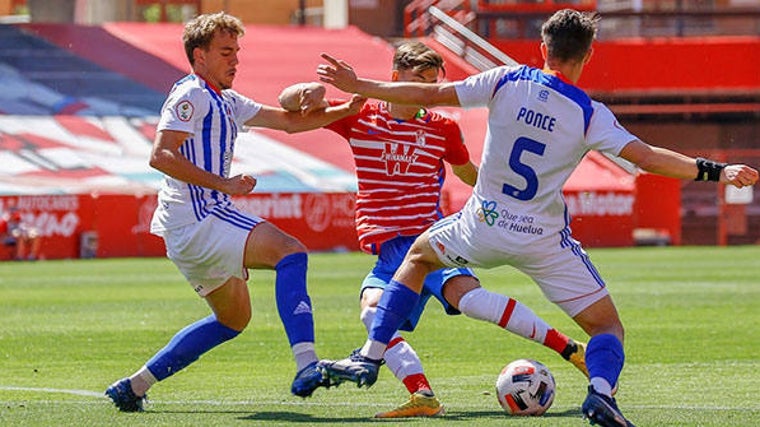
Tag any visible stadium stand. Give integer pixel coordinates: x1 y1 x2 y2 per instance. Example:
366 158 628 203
0 3 757 257
0 25 164 115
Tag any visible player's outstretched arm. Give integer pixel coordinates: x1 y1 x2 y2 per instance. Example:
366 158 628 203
619 139 759 187
317 53 460 107
245 95 365 134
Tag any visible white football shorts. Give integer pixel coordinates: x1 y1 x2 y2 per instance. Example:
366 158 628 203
161 213 263 297
426 211 608 317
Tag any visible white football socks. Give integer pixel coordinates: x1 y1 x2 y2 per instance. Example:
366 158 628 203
459 287 551 344
292 342 318 372
590 377 613 397
361 306 423 378
129 366 157 397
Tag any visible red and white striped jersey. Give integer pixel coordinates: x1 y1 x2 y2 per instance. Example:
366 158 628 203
326 101 470 253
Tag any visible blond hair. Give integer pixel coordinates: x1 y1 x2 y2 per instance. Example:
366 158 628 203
182 12 245 66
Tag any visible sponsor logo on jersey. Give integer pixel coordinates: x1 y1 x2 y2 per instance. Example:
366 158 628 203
381 142 418 175
538 89 550 102
477 200 499 226
477 201 546 236
176 100 194 122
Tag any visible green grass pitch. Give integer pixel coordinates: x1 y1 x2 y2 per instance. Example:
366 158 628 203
1 246 758 426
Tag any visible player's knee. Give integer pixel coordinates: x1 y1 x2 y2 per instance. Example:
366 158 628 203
600 318 624 341
276 235 308 261
250 223 308 266
217 305 252 332
586 321 624 344
285 237 308 255
224 315 250 332
405 242 442 273
360 305 377 331
264 230 306 262
404 254 434 276
442 277 481 309
360 288 382 308
613 324 625 343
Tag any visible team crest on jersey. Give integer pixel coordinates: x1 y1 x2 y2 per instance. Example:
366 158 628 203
415 129 426 147
381 142 418 175
476 200 499 226
176 100 194 122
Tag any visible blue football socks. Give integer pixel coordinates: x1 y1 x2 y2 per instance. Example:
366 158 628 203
146 314 240 381
586 333 625 395
368 279 420 345
275 252 315 346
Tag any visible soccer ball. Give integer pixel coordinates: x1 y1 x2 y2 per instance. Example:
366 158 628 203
495 359 556 416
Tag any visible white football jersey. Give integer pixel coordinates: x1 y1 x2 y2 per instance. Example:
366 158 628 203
151 74 262 234
454 65 636 243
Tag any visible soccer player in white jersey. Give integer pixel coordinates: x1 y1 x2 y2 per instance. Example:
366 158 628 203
105 12 365 412
315 9 759 426
279 41 589 418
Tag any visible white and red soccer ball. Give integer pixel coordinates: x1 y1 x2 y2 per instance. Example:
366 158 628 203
495 359 556 416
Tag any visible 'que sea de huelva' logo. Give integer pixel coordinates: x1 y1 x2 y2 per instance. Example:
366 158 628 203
477 200 499 226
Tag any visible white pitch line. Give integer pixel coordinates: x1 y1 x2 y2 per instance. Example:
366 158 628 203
0 385 104 398
1 386 757 412
0 385 377 406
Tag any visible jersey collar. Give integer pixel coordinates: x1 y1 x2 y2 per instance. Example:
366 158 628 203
541 68 573 85
195 73 222 95
381 101 427 122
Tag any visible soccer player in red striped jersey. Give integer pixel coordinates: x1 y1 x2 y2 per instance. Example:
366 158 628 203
280 41 589 418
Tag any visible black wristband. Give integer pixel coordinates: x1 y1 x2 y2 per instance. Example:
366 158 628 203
695 157 726 182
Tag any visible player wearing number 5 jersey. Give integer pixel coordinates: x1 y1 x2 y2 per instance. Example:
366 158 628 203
315 9 758 427
281 41 589 418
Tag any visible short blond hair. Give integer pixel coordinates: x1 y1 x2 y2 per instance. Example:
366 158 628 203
182 12 245 66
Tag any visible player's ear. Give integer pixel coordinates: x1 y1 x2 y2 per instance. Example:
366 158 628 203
583 48 593 65
193 47 205 67
539 42 548 61
391 70 399 82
